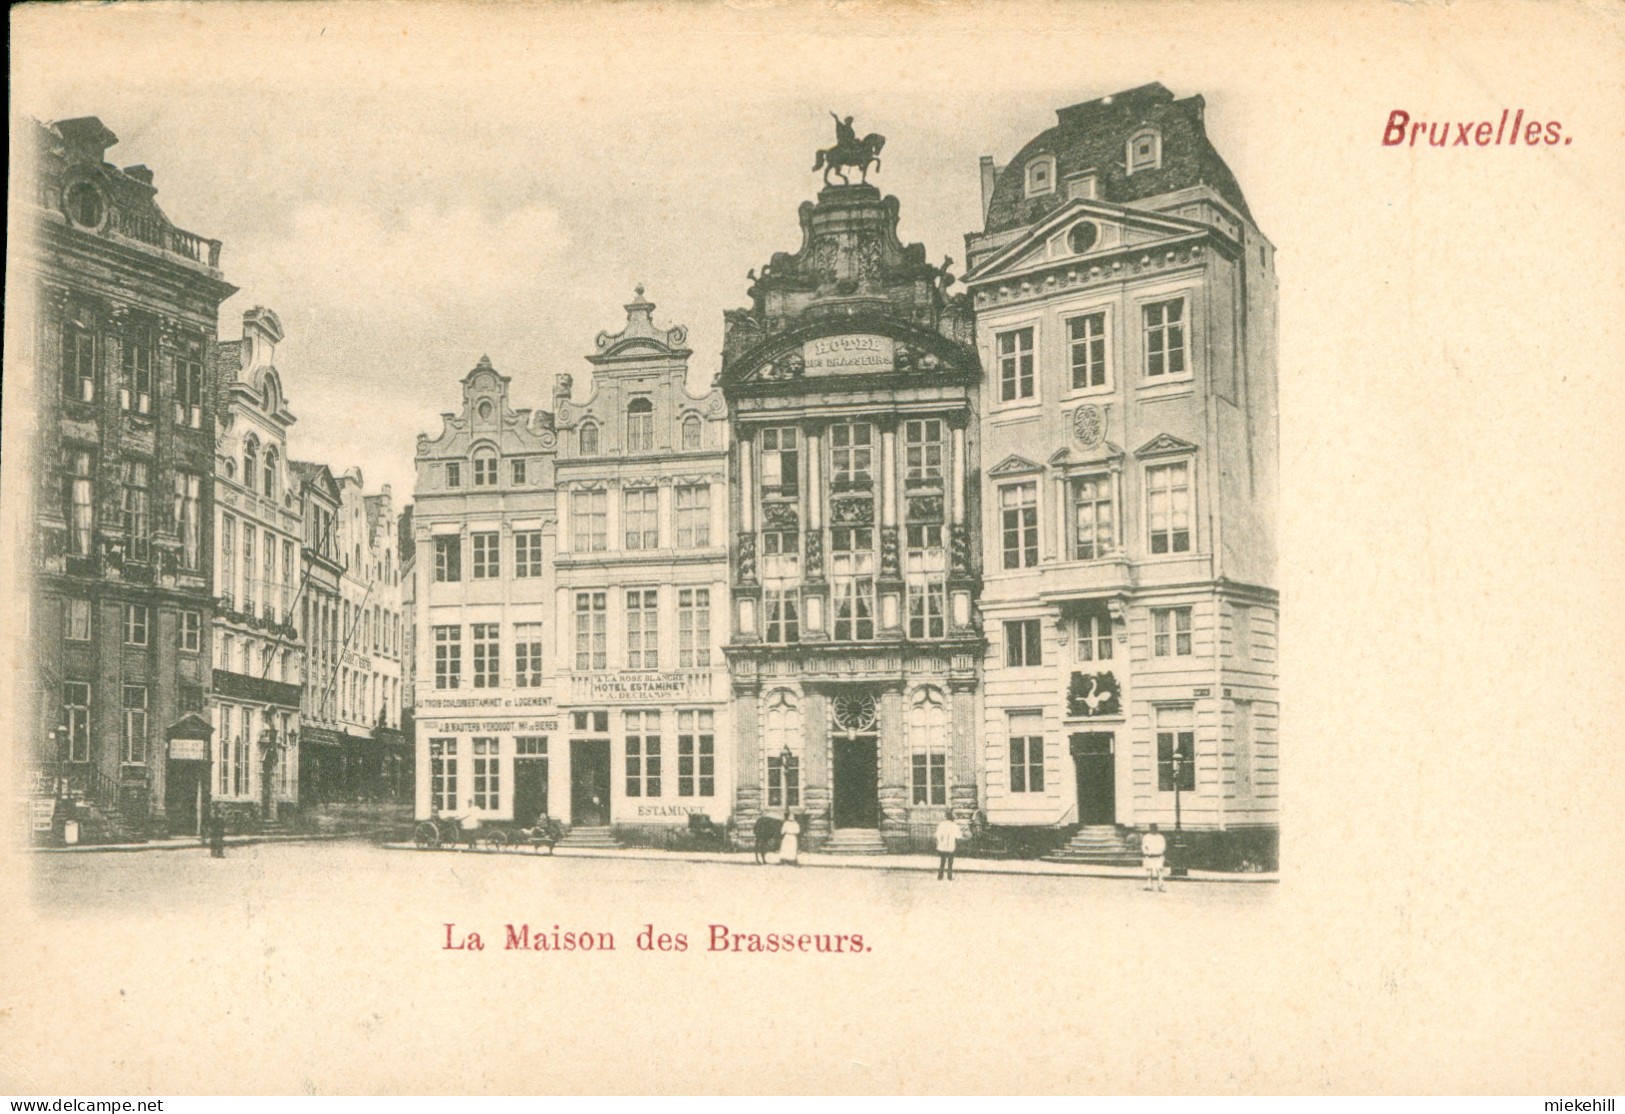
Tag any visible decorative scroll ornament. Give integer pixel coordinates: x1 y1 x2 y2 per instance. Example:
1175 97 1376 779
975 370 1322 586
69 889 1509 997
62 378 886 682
1073 404 1105 448
833 692 878 732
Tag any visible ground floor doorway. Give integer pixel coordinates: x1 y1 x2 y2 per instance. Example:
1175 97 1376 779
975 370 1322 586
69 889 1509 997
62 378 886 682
165 759 208 836
831 734 879 828
570 739 610 826
514 757 549 826
1070 731 1115 825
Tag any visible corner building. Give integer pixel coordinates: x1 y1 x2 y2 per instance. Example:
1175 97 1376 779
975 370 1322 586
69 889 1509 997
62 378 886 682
722 181 982 853
963 84 1278 848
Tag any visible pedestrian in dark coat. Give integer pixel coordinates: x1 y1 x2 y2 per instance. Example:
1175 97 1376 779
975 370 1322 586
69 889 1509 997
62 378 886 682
752 813 782 864
209 808 226 858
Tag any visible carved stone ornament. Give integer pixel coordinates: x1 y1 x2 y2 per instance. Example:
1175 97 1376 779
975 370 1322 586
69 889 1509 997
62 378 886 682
762 503 800 530
1073 404 1105 448
832 692 878 732
538 430 558 450
906 495 944 524
830 498 874 525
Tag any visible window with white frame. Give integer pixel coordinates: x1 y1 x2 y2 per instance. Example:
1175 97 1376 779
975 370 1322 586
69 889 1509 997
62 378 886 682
1000 482 1039 569
1156 705 1196 791
1068 313 1107 390
64 598 91 642
678 588 710 668
759 428 798 499
434 535 461 582
675 484 710 548
511 457 527 486
514 531 543 578
472 532 500 579
909 687 948 805
764 690 800 808
1143 299 1186 379
444 461 462 488
176 337 204 425
830 526 875 641
472 737 500 809
624 710 661 797
122 684 149 764
678 709 715 797
216 706 232 795
63 681 91 762
571 489 607 552
1152 607 1193 658
121 324 153 414
180 610 201 653
125 604 149 647
764 589 799 644
1128 130 1160 173
434 625 462 688
626 398 655 452
514 622 544 687
906 524 946 640
904 420 944 486
121 460 151 562
624 488 658 550
262 447 279 500
65 449 95 556
1025 155 1056 196
1146 461 1192 554
1071 474 1115 560
575 592 607 671
429 738 458 812
1075 606 1114 662
998 327 1035 402
1007 711 1045 793
175 471 202 569
1004 619 1042 668
830 423 874 490
578 421 599 456
243 438 259 495
62 323 96 402
681 414 702 451
626 589 658 670
471 623 499 688
473 448 498 487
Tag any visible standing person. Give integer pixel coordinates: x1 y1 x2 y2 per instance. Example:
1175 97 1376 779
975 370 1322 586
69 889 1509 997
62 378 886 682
1141 823 1168 892
208 806 226 858
935 811 961 881
778 812 801 866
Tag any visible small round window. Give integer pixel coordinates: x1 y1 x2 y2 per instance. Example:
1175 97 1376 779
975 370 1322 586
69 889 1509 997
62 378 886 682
477 399 494 421
1068 222 1098 254
65 183 104 229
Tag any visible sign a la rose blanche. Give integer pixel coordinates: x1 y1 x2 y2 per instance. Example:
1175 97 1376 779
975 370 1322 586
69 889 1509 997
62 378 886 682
803 334 893 376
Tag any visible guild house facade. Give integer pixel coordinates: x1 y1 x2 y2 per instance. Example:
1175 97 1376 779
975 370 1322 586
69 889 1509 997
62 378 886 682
963 84 1278 856
720 176 983 854
19 117 234 840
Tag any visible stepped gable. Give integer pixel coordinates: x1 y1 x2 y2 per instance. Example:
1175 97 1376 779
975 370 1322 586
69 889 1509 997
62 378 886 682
981 83 1253 235
722 183 975 382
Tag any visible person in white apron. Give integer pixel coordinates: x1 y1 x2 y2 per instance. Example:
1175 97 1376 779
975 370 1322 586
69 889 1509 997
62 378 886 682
779 812 801 865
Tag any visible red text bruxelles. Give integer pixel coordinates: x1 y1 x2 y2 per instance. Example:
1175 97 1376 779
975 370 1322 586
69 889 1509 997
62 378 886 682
1382 109 1569 147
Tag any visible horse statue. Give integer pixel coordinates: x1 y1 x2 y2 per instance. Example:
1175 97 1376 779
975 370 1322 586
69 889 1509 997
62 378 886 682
813 112 886 185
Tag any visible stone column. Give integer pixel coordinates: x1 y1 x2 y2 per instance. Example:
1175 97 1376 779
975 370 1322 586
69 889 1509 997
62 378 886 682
949 424 965 526
656 477 673 550
949 683 980 818
803 689 831 845
738 436 755 533
877 687 909 849
733 683 763 836
880 426 898 529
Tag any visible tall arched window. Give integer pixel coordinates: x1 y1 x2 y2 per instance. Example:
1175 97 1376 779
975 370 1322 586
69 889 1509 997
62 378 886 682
681 414 702 451
764 689 802 809
262 447 279 499
579 421 599 456
243 438 259 494
472 446 498 486
627 397 654 452
909 687 948 806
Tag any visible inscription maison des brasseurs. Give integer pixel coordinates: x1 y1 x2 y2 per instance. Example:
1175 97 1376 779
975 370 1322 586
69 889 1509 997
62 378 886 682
442 922 873 954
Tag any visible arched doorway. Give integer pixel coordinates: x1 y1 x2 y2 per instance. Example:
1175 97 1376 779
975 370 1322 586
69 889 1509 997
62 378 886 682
830 691 880 829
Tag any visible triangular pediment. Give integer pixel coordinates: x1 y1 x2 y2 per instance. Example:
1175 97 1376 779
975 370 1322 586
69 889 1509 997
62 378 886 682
1134 433 1199 458
988 453 1043 477
964 199 1212 285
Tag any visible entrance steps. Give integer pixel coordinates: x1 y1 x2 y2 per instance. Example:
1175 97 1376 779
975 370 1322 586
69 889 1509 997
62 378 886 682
821 828 887 855
1045 824 1141 867
556 825 622 850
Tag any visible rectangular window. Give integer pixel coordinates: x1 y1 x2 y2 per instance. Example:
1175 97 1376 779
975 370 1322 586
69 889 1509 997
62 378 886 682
1156 706 1196 792
907 580 946 639
1153 607 1194 658
124 604 150 646
1004 619 1042 667
1007 712 1044 793
445 461 462 488
1146 462 1191 554
626 589 658 670
515 736 547 756
832 577 876 641
998 327 1035 402
677 709 715 797
761 529 800 573
625 710 661 798
473 454 497 487
176 340 204 425
122 685 149 764
64 598 91 642
675 484 710 548
511 458 527 485
434 535 462 582
434 625 462 689
429 738 459 812
571 489 607 552
1068 312 1107 390
767 752 800 808
1000 482 1039 569
174 471 202 570
241 528 258 607
65 449 95 556
624 488 659 550
575 592 607 671
514 531 544 577
904 420 944 486
62 324 96 402
220 514 236 601
1076 609 1113 662
514 622 544 687
911 752 947 806
678 588 710 668
121 460 151 562
830 423 874 490
180 610 202 652
471 532 500 579
1071 474 1115 560
764 590 799 644
63 681 91 762
121 325 153 413
471 623 500 688
1143 299 1186 378
759 427 799 499
573 710 610 734
472 737 500 809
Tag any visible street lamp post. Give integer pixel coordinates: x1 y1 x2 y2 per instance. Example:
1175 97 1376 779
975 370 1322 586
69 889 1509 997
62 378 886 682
259 710 282 823
1170 748 1189 877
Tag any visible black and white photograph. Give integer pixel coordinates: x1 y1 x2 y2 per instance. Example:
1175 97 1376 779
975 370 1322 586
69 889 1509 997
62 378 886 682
3 0 1621 1099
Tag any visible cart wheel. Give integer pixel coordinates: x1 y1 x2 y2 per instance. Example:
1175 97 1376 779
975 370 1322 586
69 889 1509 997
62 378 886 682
413 822 438 849
484 830 510 851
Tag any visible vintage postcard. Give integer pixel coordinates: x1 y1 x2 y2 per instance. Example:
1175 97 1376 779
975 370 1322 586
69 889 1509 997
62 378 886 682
3 0 1621 1097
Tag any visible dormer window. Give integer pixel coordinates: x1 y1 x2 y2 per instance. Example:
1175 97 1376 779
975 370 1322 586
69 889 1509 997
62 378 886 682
1127 129 1161 174
472 446 497 486
627 397 654 453
1025 155 1057 197
1066 172 1098 201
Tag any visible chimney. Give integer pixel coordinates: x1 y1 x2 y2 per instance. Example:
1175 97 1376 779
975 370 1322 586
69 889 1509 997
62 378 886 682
54 117 118 161
122 165 154 186
979 156 1000 223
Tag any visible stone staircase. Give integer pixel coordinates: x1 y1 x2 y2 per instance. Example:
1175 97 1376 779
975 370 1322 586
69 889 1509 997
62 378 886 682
820 828 887 855
1045 824 1141 867
555 825 622 850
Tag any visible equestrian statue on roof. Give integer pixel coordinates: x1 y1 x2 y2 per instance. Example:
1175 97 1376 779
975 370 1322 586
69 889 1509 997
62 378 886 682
812 112 886 186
